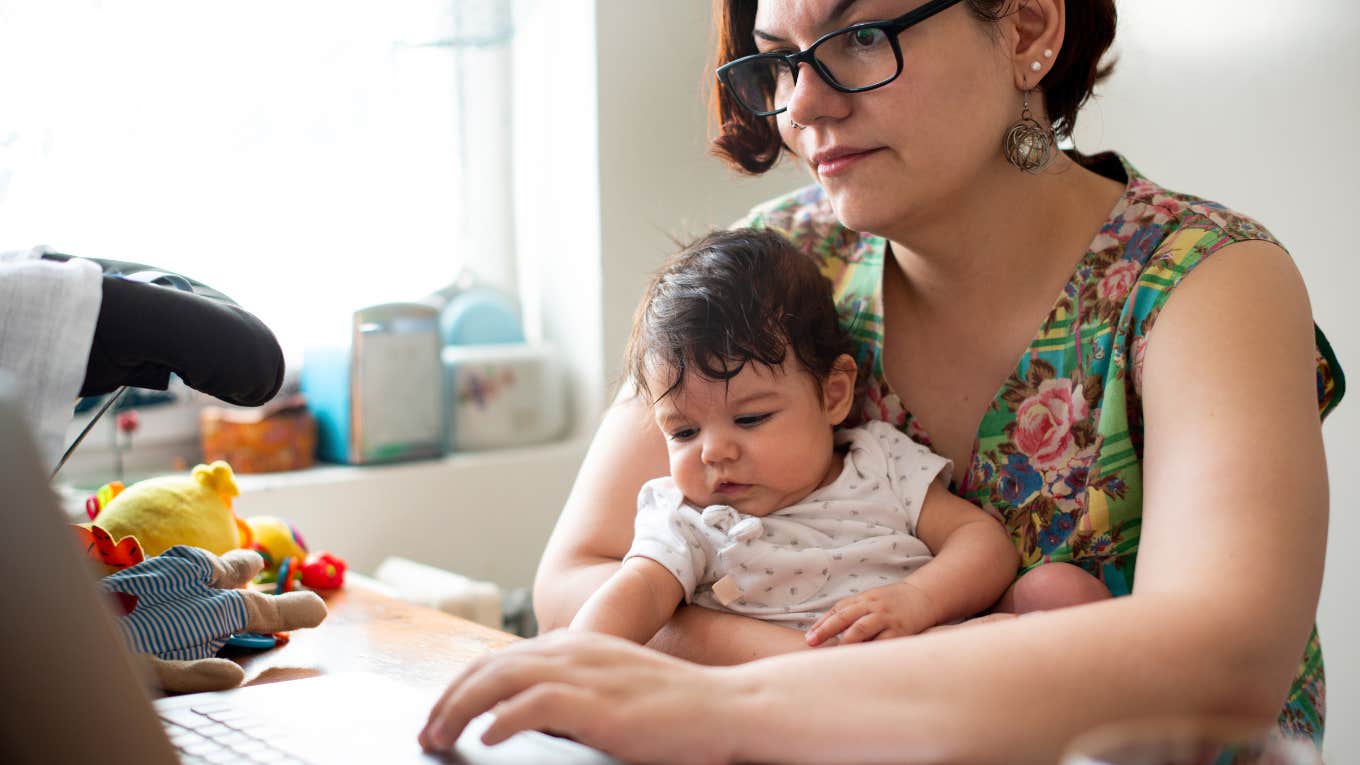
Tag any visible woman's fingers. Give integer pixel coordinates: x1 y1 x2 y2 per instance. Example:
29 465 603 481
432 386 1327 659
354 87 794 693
420 655 491 749
420 631 670 752
420 630 739 764
480 682 594 746
421 648 571 751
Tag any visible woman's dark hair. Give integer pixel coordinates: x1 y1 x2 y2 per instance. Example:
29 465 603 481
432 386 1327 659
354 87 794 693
710 0 1117 174
625 228 854 404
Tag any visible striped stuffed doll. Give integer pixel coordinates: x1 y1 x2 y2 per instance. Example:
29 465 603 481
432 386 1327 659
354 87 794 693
98 545 326 692
75 462 326 692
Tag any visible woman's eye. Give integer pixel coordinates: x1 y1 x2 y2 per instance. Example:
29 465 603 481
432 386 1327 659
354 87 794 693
735 413 772 427
849 27 885 48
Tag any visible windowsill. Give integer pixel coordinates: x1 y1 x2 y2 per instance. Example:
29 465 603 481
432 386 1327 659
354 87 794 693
57 433 592 593
222 434 591 590
230 435 592 493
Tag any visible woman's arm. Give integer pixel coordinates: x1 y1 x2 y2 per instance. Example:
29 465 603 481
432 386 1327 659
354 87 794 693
533 388 812 661
531 389 662 631
426 241 1329 763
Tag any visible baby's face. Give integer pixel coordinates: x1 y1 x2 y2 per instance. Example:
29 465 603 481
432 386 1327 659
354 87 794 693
648 356 842 517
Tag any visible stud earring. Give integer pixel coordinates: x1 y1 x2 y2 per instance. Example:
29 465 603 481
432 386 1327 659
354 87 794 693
1002 88 1055 174
1043 48 1053 59
1031 61 1042 72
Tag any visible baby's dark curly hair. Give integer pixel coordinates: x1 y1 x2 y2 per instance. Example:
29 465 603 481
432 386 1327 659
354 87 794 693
626 227 855 403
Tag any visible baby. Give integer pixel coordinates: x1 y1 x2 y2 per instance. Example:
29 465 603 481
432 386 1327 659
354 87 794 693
572 228 1098 648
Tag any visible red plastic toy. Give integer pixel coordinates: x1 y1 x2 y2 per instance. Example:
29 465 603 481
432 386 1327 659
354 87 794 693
300 551 347 590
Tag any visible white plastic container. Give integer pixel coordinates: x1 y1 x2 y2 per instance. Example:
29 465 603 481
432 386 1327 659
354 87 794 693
441 343 565 452
373 556 502 629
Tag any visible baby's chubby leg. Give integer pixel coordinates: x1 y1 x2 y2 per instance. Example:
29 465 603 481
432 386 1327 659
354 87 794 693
994 562 1111 614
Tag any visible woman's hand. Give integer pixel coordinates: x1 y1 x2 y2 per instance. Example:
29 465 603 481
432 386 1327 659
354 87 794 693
419 630 741 765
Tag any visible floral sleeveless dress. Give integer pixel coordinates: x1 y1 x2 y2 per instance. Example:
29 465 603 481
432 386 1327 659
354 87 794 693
740 153 1344 746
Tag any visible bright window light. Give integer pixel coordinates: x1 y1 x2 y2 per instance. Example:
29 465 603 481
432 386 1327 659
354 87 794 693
0 1 494 356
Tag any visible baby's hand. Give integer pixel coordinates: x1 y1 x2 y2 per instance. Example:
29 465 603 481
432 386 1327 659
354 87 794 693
804 581 937 647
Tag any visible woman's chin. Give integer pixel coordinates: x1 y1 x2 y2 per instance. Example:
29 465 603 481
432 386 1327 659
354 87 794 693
823 193 905 237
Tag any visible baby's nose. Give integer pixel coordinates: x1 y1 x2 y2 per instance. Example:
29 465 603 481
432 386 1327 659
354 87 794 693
701 433 739 464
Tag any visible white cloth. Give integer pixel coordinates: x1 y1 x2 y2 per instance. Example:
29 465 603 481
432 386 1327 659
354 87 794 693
626 420 952 630
0 246 102 472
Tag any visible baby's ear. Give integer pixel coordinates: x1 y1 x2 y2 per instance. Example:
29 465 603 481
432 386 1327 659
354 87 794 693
821 354 858 425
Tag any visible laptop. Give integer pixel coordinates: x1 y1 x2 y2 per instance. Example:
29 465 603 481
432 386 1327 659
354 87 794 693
0 388 622 764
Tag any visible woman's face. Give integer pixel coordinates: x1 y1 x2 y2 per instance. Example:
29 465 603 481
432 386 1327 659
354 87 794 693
753 0 1016 235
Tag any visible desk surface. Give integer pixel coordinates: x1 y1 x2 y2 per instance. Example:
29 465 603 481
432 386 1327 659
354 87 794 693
222 576 519 690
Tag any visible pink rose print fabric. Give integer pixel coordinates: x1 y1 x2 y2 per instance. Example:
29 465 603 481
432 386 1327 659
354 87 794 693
1013 378 1090 470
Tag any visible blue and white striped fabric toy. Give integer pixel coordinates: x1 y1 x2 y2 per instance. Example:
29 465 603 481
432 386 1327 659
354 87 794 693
98 545 327 691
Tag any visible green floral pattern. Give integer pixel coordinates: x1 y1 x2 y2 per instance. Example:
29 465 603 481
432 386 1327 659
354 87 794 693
740 153 1344 746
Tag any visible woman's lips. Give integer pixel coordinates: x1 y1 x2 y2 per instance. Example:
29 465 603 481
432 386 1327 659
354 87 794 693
814 147 883 177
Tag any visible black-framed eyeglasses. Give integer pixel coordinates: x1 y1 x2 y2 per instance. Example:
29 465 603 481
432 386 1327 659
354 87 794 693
716 0 965 117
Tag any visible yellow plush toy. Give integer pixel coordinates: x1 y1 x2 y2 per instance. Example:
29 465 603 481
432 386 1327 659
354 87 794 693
245 515 308 584
81 460 252 561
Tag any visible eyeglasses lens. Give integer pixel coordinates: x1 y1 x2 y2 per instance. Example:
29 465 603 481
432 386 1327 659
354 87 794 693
727 26 900 115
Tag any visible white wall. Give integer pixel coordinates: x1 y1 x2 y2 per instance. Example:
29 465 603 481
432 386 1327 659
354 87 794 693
593 0 807 383
1071 2 1359 759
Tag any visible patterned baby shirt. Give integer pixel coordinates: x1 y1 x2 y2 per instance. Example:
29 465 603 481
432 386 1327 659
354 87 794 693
627 420 950 630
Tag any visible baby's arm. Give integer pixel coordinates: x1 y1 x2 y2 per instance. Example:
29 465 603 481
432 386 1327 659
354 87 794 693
570 556 686 645
806 481 1018 645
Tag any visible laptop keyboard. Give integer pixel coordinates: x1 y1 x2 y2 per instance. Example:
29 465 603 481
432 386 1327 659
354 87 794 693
160 704 312 765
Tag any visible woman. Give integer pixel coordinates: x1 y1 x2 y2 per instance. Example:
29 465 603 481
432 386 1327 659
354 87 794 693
422 0 1343 762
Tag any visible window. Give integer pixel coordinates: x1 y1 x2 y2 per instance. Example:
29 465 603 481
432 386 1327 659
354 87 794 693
0 0 517 357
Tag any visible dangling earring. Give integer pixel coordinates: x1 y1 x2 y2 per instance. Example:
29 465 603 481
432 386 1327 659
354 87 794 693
1002 88 1055 174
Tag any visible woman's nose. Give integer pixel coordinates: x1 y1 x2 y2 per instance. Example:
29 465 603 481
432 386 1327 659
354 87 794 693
784 61 851 129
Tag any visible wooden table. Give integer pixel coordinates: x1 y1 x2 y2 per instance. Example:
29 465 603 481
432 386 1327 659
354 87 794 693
220 575 520 690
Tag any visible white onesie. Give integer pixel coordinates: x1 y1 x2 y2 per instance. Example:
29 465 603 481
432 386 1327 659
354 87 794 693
625 420 952 630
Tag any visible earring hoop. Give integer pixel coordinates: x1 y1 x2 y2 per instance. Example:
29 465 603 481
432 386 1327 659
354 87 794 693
1002 89 1056 174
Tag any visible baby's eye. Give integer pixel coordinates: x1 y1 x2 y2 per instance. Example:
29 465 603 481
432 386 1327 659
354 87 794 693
735 413 772 427
669 427 698 442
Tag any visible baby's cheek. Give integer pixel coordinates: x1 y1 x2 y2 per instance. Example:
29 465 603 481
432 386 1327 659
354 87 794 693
668 450 704 497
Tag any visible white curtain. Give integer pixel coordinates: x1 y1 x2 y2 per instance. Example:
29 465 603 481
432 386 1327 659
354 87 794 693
0 0 518 357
